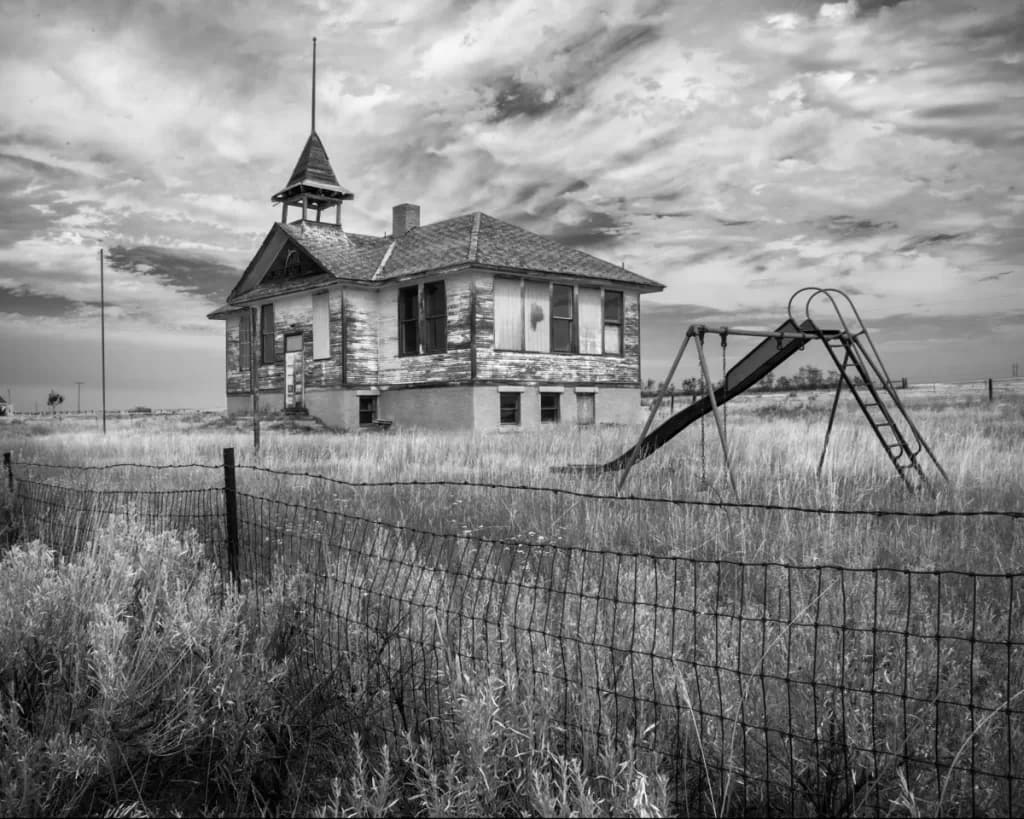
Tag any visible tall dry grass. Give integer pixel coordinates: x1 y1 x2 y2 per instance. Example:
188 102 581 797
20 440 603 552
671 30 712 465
1 393 1022 815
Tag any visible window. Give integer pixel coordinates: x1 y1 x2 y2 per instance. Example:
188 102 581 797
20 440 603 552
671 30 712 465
494 279 622 356
494 278 523 350
398 281 447 355
551 284 574 352
359 396 378 426
398 286 419 356
603 290 623 355
238 312 251 372
260 304 276 365
499 392 520 425
577 393 595 425
313 292 330 360
423 281 447 353
540 393 560 423
577 287 602 354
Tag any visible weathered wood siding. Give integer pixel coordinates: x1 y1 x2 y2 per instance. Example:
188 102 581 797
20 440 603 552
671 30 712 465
474 273 642 386
342 287 379 385
376 272 474 385
306 288 344 388
225 311 249 395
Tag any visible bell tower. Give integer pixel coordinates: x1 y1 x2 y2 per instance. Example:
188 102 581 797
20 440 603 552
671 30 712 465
271 38 354 225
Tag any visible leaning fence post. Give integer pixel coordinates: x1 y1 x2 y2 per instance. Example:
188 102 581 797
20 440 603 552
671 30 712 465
3 452 11 493
223 447 241 592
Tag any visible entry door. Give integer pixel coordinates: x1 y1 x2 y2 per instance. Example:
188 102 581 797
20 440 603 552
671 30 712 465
284 333 304 409
577 393 595 425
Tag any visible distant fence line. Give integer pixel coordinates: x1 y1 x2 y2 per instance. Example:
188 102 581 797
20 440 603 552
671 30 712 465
2 450 1022 817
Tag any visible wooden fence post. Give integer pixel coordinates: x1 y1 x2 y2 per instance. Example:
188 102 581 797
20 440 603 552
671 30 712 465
223 447 241 592
3 452 11 492
988 378 994 402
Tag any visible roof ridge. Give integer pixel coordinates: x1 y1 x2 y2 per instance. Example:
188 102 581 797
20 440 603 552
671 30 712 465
372 240 397 280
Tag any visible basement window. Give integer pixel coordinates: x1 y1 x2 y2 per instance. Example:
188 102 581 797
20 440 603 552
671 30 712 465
499 393 521 426
540 393 560 423
359 396 378 426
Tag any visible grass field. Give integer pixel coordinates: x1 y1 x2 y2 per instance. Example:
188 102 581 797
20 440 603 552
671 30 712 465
1 391 1022 816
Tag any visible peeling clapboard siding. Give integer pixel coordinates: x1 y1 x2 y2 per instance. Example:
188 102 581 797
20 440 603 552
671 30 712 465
306 287 344 388
343 287 380 385
376 272 475 385
473 275 642 385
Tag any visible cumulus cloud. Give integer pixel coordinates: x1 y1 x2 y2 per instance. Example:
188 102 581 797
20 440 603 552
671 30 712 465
0 0 1021 405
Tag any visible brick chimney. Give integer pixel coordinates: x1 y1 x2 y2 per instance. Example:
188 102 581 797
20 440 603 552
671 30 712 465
392 203 420 237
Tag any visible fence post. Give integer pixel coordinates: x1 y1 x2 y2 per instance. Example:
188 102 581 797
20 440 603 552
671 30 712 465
3 452 11 492
988 378 994 402
223 447 241 592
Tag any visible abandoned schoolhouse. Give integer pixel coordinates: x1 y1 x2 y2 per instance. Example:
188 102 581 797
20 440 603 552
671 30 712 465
208 56 663 431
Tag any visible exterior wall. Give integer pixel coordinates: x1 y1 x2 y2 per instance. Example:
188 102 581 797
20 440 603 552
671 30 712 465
221 269 647 420
306 288 344 389
376 271 475 385
226 383 641 430
304 386 359 430
378 385 475 431
475 385 640 430
472 273 643 387
342 287 379 385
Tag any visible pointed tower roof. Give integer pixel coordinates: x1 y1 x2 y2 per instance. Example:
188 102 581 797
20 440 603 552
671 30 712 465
276 131 353 199
272 37 353 218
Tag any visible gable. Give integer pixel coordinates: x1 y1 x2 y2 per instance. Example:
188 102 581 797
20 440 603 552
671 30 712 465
230 226 335 301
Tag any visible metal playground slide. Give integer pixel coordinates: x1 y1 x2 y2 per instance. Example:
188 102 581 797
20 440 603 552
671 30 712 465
558 318 820 474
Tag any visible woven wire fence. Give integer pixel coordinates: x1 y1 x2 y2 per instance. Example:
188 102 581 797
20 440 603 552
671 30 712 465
3 453 1022 816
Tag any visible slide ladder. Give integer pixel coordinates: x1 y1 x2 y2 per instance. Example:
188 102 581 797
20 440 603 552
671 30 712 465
791 288 948 491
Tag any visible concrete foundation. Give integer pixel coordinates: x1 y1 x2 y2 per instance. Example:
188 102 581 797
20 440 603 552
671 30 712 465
225 384 642 431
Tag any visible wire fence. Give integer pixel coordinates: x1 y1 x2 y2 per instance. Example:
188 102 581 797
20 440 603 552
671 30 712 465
2 450 1022 816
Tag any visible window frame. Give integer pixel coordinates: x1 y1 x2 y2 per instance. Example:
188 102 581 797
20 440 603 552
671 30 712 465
550 283 575 353
358 395 378 427
238 312 251 372
260 303 276 365
398 281 447 356
312 292 331 360
499 392 521 426
603 290 624 356
398 285 420 356
422 281 447 354
540 392 560 424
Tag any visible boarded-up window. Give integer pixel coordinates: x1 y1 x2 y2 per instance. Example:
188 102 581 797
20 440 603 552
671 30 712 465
398 286 419 356
577 393 595 425
312 292 330 360
423 281 447 353
524 281 550 352
577 288 602 354
238 312 251 372
494 278 523 350
260 303 275 365
551 284 574 352
603 290 623 355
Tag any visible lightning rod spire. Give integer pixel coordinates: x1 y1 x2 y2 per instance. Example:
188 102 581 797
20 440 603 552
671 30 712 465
311 37 317 134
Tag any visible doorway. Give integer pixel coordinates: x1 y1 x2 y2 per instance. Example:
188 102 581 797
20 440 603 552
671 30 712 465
284 333 304 409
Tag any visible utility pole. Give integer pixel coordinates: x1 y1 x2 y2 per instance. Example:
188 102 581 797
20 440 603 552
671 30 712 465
100 249 107 434
1014 363 1020 378
75 381 84 412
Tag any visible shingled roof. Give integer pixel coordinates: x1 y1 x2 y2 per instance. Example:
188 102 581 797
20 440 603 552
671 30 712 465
212 211 661 314
272 132 353 201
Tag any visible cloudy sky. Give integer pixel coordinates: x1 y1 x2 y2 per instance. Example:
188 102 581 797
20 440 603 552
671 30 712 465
1 0 1022 411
